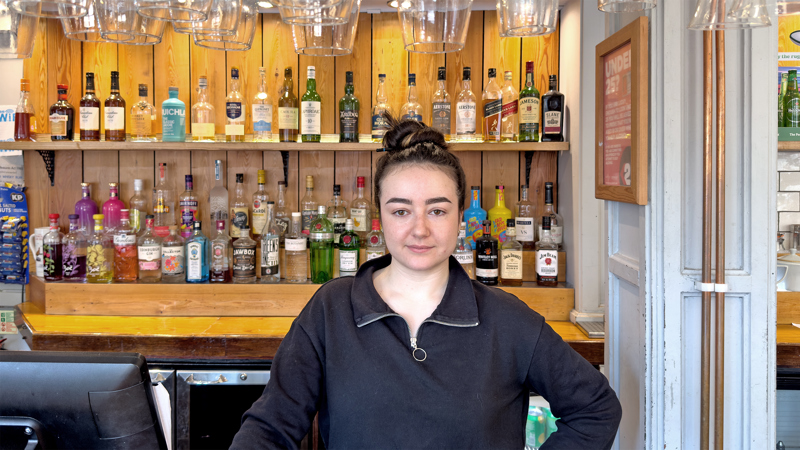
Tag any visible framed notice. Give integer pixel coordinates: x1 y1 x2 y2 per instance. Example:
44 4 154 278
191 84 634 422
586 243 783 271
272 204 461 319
595 16 648 205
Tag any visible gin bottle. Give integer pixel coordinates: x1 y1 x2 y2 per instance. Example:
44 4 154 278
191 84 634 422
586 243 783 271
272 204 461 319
102 182 125 231
86 214 114 284
452 222 474 279
129 179 148 234
137 215 162 283
260 202 281 283
338 219 360 277
113 209 138 283
43 213 63 281
301 175 318 234
365 219 385 261
186 221 210 283
285 212 308 283
130 84 156 142
252 67 273 142
161 225 185 283
309 205 334 283
232 226 257 284
75 182 98 234
500 218 523 286
327 184 348 246
62 214 87 282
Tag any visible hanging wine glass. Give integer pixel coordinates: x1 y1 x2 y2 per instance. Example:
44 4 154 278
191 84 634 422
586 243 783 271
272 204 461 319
0 1 37 58
777 0 800 15
688 0 771 29
95 0 138 41
279 0 354 26
397 0 473 53
597 0 655 12
125 11 166 44
172 0 240 36
497 0 557 37
136 0 213 23
7 0 90 19
193 0 255 50
62 0 104 42
290 0 360 55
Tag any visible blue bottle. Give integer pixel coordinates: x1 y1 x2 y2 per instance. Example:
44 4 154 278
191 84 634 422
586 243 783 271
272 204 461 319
185 221 209 282
161 86 186 142
463 186 487 249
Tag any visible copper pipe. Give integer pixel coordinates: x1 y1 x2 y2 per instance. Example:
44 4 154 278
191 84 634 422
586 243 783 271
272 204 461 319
714 28 726 450
700 29 714 450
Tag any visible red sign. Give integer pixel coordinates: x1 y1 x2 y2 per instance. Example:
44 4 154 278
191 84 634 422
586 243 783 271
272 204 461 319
602 42 633 187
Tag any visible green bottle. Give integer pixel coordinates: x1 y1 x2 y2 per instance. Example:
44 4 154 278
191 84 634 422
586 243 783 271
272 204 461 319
339 71 360 143
310 205 334 283
785 70 800 127
780 73 788 127
518 61 541 142
301 66 321 142
338 218 360 277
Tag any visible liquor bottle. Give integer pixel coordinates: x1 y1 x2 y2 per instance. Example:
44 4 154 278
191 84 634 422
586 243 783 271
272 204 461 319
780 73 789 126
537 182 564 250
14 78 35 142
275 180 291 244
535 216 558 287
112 209 137 283
102 182 125 231
232 226 257 283
327 184 348 246
518 61 540 142
400 73 423 122
105 71 126 142
230 173 249 238
365 219 385 261
431 67 451 138
455 66 478 142
251 170 269 241
179 175 198 239
137 215 162 283
130 84 156 142
186 221 209 283
129 179 148 234
161 225 185 283
80 72 101 141
350 176 371 245
487 185 512 243
43 213 63 281
515 185 536 250
453 222 474 279
339 70 359 143
301 175 318 234
191 76 216 142
500 218 523 286
541 75 565 142
482 68 502 143
86 214 114 284
252 67 273 142
500 71 518 142
786 70 800 127
301 66 322 142
75 183 98 234
260 201 281 283
310 205 334 283
209 159 229 235
210 219 231 283
162 86 186 142
154 162 175 235
338 219 360 277
463 185 487 249
285 212 308 283
62 214 87 282
372 74 392 142
225 66 245 142
278 67 299 142
49 84 75 141
475 220 498 286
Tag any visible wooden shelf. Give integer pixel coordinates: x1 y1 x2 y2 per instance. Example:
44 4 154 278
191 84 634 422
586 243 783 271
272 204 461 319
779 141 800 151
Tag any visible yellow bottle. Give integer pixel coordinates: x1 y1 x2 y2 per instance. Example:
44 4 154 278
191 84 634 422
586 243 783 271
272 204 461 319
487 185 513 244
86 214 114 283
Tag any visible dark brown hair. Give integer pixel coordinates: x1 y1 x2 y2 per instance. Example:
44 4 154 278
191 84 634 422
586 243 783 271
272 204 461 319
374 113 467 211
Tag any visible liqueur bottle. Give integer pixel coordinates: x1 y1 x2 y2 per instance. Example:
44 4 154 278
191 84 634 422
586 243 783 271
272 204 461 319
49 84 75 141
278 67 299 142
274 180 291 243
161 86 186 142
487 185 512 243
371 74 392 142
75 183 98 234
137 215 162 283
453 222 474 279
186 221 209 283
301 66 322 142
310 205 334 283
209 159 229 235
179 175 198 239
301 175 318 235
104 71 126 142
463 185 487 249
500 218 523 286
232 226 257 284
786 70 800 127
191 76 216 142
518 61 541 142
285 212 308 283
43 214 63 281
252 67 273 142
112 209 138 283
338 218 360 277
129 179 148 233
327 184 348 246
251 170 269 242
161 225 185 283
102 182 125 231
210 219 232 283
80 72 101 141
535 216 558 287
86 214 114 284
537 182 564 250
500 71 518 142
455 67 478 142
475 220 498 286
14 78 35 142
431 67 451 139
350 176 371 245
62 214 87 282
154 162 175 234
225 66 245 142
365 219 385 261
259 202 281 283
230 173 249 239
400 73 423 122
130 84 156 142
541 75 565 142
482 68 502 143
515 185 536 250
339 70 360 143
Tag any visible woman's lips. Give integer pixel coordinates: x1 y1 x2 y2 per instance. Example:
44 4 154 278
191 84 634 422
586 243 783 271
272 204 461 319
407 245 434 253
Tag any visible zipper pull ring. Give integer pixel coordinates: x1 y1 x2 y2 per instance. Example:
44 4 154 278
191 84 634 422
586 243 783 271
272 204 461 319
410 337 427 362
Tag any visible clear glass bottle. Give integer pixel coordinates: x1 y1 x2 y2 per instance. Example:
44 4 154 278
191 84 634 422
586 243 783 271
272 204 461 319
49 84 75 141
301 66 322 143
275 181 291 245
301 175 318 235
102 182 125 231
535 216 558 287
259 201 281 283
327 184 348 246
500 71 518 142
500 218 523 286
75 182 98 235
338 218 359 277
365 219 385 261
43 213 63 281
225 66 245 142
339 70 359 143
191 76 216 142
400 73 423 122
104 71 126 142
161 225 185 283
210 219 231 283
179 175 198 239
209 159 229 235
463 185 487 249
232 226 257 284
161 86 186 142
475 220 498 286
350 176 371 246
309 205 334 283
14 78 35 142
137 215 162 283
80 72 101 141
515 185 536 250
518 61 541 142
113 209 138 283
285 212 308 283
537 182 563 249
253 67 273 142
130 84 157 142
371 74 392 142
487 185 512 244
251 170 269 242
86 214 114 284
153 162 175 234
431 67 451 139
62 214 87 282
482 68 503 143
278 67 299 143
129 179 148 234
453 222 474 279
540 75 565 142
186 221 209 283
230 173 249 239
455 67 478 142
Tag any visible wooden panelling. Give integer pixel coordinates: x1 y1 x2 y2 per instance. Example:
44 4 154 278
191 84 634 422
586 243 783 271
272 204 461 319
155 150 191 196
778 291 800 325
453 151 482 212
483 11 522 91
118 44 154 134
334 13 372 135
191 150 227 235
263 150 298 212
24 18 48 135
482 151 520 214
335 151 373 204
262 14 298 131
82 151 119 206
82 42 118 134
154 24 191 134
522 151 559 213
189 36 227 132
46 20 81 130
227 151 263 228
227 16 264 135
50 151 83 224
446 12 485 135
118 151 155 205
23 151 49 231
299 152 335 208
372 13 408 117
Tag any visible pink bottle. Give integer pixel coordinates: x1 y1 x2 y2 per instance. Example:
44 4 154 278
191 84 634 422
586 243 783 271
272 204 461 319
102 182 126 230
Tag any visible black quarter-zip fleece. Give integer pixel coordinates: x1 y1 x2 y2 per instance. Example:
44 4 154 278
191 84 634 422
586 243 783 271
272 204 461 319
230 255 622 449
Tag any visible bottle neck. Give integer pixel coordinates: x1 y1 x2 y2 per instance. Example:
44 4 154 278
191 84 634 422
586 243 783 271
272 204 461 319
214 163 222 183
521 188 529 201
236 182 244 196
198 85 208 102
85 77 95 93
109 188 118 198
507 227 515 237
307 78 316 92
495 189 505 207
525 71 533 87
407 84 417 102
437 80 446 92
69 221 80 232
462 78 471 92
231 77 240 93
186 181 193 191
345 83 354 95
292 217 302 233
145 220 154 231
470 190 480 208
277 186 286 206
94 222 103 233
283 77 293 94
58 91 68 101
140 94 148 103
17 91 29 106
110 80 120 94
82 187 91 198
377 80 386 102
120 218 129 227
357 185 364 197
549 79 557 91
306 186 314 196
267 204 275 221
258 73 267 94
49 221 58 231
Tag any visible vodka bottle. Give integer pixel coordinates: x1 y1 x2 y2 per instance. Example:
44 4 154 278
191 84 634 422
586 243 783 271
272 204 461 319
301 175 318 234
209 159 229 234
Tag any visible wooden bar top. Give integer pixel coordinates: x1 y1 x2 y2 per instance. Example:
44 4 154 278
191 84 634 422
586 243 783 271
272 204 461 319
14 303 605 365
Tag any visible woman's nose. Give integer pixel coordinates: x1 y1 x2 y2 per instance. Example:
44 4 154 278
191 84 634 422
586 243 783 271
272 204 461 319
411 213 431 238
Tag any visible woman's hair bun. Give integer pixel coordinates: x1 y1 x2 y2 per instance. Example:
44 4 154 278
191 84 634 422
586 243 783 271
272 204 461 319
381 112 448 152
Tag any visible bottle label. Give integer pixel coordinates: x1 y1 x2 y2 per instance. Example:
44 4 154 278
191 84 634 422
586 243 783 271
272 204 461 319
535 249 558 278
225 124 245 136
366 249 385 261
350 208 368 232
138 245 162 270
475 267 498 277
465 216 484 249
105 107 125 131
80 106 100 131
456 102 477 135
162 246 185 275
501 249 523 280
519 97 540 133
340 110 358 135
113 234 136 246
301 101 321 135
251 209 266 236
501 99 519 117
544 111 562 134
162 108 185 139
154 226 170 238
285 237 307 251
538 225 563 244
180 201 198 236
49 114 68 137
278 107 299 130
401 112 423 122
454 252 474 265
483 99 502 139
491 216 508 243
192 122 215 138
130 209 142 232
232 246 256 277
310 232 333 241
515 217 535 242
276 217 290 236
260 236 279 276
187 241 203 280
226 102 243 121
372 114 389 139
301 209 317 233
331 218 346 243
253 104 273 132
230 207 249 237
211 241 228 270
432 102 451 135
339 249 358 272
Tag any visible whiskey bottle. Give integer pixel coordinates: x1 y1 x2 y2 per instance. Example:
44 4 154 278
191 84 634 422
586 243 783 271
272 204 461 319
455 67 478 142
431 67 451 138
537 182 563 249
371 74 393 142
104 71 126 142
301 66 322 142
500 218 523 286
230 173 250 239
80 72 101 141
252 67 273 142
541 75 565 142
339 70 359 143
518 61 540 142
161 86 186 142
338 219 360 277
191 76 216 142
285 212 308 283
487 185 512 243
400 73 423 122
350 176 371 246
225 67 245 142
130 84 156 142
475 220 498 286
482 68 502 143
500 71 518 142
327 184 348 246
301 175 318 234
278 67 299 142
535 216 558 287
14 79 35 142
49 84 75 141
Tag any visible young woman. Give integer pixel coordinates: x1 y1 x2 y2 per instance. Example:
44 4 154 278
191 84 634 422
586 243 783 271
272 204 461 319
230 115 622 449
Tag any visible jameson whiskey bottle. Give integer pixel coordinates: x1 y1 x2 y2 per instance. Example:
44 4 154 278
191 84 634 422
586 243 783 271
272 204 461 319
301 66 322 142
785 70 800 127
279 67 299 142
80 72 101 141
518 61 541 142
482 68 502 143
104 71 126 142
541 75 565 142
339 71 360 143
431 67 451 139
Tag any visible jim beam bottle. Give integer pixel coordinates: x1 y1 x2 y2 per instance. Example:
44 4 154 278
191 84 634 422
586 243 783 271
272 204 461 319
535 216 558 287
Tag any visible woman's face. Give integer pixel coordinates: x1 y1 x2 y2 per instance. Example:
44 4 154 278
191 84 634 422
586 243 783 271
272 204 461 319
379 164 461 273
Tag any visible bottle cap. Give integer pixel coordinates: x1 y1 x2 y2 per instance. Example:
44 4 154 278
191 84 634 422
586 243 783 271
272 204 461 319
506 218 515 227
284 67 292 77
488 68 496 78
185 174 193 184
346 218 354 228
20 78 29 91
526 61 534 73
139 84 148 97
120 209 129 220
198 76 208 88
379 73 386 78
109 182 118 188
146 214 154 219
278 180 286 186
68 214 79 220
372 218 381 230
57 84 68 90
134 179 143 190
463 67 471 80
317 205 326 214
408 73 416 84
194 221 202 229
81 182 90 187
437 67 446 81
169 86 178 95
471 185 480 190
504 70 512 79
357 176 365 187
346 71 353 83
216 220 225 229
236 173 244 183
333 184 341 194
267 200 275 204
93 214 104 220
231 67 239 79
307 66 315 79
521 184 528 189
49 213 59 220
496 185 504 190
291 212 301 217
306 175 314 189
257 170 266 184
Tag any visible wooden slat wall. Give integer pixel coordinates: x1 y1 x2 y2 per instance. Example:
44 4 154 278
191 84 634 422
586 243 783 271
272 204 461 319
22 11 560 234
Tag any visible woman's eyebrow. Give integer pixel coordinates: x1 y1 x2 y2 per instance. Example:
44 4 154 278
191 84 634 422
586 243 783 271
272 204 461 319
384 197 453 205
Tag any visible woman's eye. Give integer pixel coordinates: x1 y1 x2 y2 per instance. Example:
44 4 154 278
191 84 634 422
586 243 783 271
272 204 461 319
430 209 446 216
393 210 409 216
